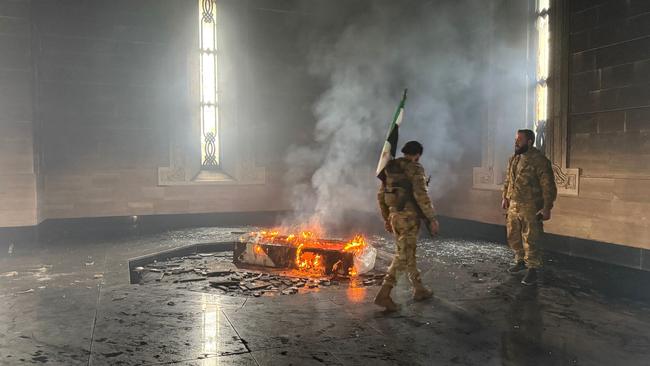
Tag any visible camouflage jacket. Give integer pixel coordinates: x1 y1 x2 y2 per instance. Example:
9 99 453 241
377 157 437 222
502 147 557 212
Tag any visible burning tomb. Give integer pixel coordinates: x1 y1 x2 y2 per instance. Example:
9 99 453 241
235 230 376 277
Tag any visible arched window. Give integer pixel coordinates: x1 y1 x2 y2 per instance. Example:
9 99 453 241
199 0 219 169
534 0 550 152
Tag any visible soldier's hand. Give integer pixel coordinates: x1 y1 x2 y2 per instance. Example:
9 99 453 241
501 198 509 210
429 219 439 236
384 221 393 233
537 208 551 221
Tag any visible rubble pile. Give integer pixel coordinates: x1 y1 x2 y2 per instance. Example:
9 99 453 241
133 251 385 297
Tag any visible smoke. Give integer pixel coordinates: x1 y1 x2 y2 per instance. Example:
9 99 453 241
283 0 517 232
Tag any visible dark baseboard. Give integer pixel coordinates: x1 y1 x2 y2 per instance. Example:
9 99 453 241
437 216 506 243
1 212 648 272
0 225 38 249
438 215 650 272
0 211 289 247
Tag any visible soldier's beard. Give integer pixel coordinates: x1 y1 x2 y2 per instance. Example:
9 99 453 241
514 144 529 155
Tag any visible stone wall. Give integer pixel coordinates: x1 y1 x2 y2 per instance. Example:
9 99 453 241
28 0 333 221
440 0 650 261
0 0 37 227
569 0 650 176
0 0 367 227
550 0 650 248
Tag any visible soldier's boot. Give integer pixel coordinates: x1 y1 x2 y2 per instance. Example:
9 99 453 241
374 284 400 312
508 261 526 274
412 281 434 301
521 268 538 286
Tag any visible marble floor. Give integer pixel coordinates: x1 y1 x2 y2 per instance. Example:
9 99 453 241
1 227 650 365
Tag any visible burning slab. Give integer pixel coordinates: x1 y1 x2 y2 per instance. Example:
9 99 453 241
128 231 380 297
235 231 376 277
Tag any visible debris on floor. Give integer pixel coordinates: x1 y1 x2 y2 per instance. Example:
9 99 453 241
134 251 385 297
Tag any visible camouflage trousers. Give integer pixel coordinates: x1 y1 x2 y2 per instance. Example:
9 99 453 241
383 210 423 287
506 207 543 268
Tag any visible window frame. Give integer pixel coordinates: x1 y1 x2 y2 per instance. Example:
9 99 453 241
533 0 550 152
198 0 220 170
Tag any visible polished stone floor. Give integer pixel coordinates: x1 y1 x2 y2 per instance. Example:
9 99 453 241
1 227 650 365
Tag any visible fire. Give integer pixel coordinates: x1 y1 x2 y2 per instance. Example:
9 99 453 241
295 250 323 275
294 243 324 274
246 227 369 277
295 243 304 267
343 235 366 253
253 229 367 254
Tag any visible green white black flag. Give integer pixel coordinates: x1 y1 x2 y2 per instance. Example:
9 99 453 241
376 89 407 181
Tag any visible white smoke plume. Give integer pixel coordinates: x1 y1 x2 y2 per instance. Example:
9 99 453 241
283 0 519 233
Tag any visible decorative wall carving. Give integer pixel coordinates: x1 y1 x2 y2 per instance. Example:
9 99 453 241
552 163 579 196
472 162 580 196
158 137 265 186
472 166 502 191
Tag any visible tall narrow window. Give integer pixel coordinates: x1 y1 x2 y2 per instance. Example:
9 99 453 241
534 0 550 151
199 0 219 168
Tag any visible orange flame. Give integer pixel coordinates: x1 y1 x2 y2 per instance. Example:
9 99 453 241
294 243 324 274
248 227 368 277
295 243 304 267
343 235 366 253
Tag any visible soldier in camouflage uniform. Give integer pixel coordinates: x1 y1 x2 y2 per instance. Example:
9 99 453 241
374 141 439 312
502 129 557 286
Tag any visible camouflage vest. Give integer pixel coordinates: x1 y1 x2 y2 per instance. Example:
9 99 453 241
383 158 415 212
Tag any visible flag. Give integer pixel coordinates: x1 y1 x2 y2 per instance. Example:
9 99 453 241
376 89 407 181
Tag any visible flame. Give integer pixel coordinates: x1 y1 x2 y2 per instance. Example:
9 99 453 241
294 243 324 274
252 230 366 251
295 243 304 267
343 235 366 253
246 227 368 277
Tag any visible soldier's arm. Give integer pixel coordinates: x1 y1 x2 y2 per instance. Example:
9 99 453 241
405 162 437 222
537 157 558 211
377 183 390 222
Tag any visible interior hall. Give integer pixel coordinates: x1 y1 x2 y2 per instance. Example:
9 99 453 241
1 0 650 365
